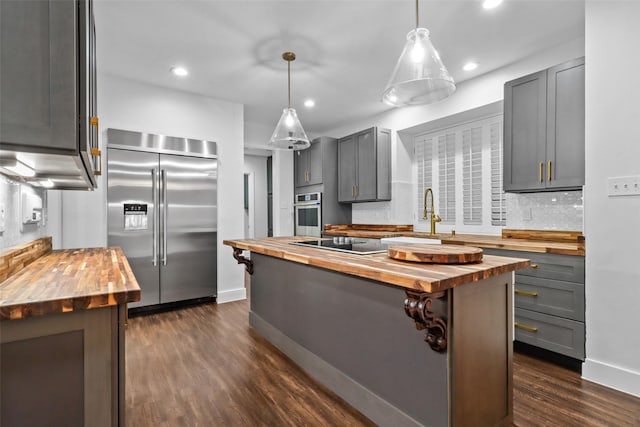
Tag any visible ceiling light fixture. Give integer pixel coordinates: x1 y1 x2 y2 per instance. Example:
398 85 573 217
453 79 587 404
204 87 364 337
463 62 478 71
269 52 310 150
304 99 315 108
170 66 189 77
0 158 36 177
382 0 455 106
483 0 503 10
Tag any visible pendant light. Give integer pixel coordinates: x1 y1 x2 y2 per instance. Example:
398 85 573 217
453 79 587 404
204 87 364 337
269 52 310 150
382 0 455 106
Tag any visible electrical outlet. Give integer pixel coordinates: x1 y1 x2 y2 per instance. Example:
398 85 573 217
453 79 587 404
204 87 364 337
0 203 5 233
607 175 640 196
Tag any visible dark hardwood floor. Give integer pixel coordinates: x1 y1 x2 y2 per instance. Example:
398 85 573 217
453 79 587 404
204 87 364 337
125 300 640 426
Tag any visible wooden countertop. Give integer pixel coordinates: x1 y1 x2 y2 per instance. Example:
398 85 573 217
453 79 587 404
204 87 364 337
0 247 141 321
322 227 585 256
223 237 530 294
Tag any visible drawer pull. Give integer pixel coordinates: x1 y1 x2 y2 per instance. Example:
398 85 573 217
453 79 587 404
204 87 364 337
515 289 539 297
515 322 538 332
531 264 539 269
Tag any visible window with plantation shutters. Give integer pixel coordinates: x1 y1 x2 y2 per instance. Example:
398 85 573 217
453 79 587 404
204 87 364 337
462 127 482 225
413 112 505 233
490 122 506 226
438 133 456 224
415 135 433 222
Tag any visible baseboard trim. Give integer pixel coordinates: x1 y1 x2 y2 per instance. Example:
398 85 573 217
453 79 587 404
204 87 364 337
249 311 423 427
216 287 246 303
582 358 640 398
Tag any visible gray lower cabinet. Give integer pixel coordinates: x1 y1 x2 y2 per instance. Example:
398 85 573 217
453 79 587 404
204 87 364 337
503 57 584 192
337 127 391 203
0 0 99 189
484 248 585 360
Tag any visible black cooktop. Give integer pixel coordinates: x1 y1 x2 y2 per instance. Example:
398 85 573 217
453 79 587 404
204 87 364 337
290 238 388 255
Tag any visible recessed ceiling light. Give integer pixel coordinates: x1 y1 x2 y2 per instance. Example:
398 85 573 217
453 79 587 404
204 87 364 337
483 0 503 9
304 99 315 108
170 66 189 77
463 62 479 71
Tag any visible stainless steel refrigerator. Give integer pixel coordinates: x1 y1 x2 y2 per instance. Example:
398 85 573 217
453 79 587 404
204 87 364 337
107 129 217 308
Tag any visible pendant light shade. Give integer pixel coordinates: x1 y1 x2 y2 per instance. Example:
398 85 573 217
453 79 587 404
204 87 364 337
382 2 455 106
269 52 310 150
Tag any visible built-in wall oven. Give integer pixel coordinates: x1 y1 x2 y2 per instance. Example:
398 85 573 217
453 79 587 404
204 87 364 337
294 192 322 237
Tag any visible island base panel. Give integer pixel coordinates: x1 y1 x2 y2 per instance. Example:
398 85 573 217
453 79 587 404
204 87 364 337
250 254 450 427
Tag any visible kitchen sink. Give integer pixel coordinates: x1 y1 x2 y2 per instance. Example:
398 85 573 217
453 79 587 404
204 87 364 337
380 236 442 245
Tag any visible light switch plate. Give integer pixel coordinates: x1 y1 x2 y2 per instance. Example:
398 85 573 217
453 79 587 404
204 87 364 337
607 175 640 197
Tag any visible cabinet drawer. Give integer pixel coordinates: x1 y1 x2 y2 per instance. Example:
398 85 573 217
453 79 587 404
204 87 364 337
514 276 584 321
514 308 585 360
483 249 584 283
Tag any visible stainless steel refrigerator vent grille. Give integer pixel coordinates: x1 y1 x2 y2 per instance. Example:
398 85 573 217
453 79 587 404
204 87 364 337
106 128 217 158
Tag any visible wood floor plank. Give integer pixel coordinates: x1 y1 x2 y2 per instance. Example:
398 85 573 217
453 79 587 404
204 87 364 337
125 300 640 426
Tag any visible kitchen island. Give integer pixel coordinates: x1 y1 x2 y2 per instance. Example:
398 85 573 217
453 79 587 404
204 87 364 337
224 237 529 427
0 238 140 427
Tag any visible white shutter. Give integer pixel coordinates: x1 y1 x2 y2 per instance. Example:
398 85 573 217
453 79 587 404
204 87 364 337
438 133 456 224
463 127 483 225
415 136 433 222
490 121 506 226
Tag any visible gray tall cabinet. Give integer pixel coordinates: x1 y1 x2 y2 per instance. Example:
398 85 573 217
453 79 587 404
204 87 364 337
503 57 585 192
0 0 99 189
294 137 351 227
337 127 391 202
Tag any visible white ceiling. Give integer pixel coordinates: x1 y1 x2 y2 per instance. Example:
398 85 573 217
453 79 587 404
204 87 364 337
95 0 585 149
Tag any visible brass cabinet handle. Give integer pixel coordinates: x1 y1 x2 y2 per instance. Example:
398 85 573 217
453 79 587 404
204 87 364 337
548 161 552 181
539 162 543 183
515 289 539 297
90 116 101 175
515 322 538 332
531 264 539 269
352 186 355 198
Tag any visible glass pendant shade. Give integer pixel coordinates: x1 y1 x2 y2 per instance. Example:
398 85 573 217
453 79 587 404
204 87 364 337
269 107 310 150
382 28 456 107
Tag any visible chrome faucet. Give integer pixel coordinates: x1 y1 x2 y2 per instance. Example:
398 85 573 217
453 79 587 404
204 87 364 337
423 187 442 236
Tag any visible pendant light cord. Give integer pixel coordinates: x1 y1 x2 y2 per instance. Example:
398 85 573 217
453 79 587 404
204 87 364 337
415 0 419 29
287 60 291 109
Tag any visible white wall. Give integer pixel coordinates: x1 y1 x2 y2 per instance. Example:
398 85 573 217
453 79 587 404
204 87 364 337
0 176 47 251
272 150 294 236
52 73 246 303
582 1 640 397
320 37 585 229
244 155 269 238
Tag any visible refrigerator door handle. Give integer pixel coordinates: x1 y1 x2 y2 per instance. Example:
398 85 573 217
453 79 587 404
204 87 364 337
161 169 168 266
152 168 158 266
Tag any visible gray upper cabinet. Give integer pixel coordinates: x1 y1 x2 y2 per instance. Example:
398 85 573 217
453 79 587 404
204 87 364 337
503 57 585 192
338 127 391 203
294 139 323 187
0 0 99 190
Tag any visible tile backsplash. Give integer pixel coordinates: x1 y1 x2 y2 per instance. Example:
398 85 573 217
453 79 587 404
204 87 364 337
506 190 583 231
0 175 47 252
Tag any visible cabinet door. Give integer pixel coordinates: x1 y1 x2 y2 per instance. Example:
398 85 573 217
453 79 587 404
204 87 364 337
546 58 585 189
338 135 357 202
306 140 323 186
356 129 377 201
294 149 308 188
503 70 547 192
0 0 77 153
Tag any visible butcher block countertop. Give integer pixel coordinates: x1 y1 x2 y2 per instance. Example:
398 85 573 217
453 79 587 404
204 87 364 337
323 225 585 256
0 247 141 321
223 237 530 294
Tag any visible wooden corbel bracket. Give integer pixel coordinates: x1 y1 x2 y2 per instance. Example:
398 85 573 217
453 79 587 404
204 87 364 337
232 248 254 275
404 290 448 352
